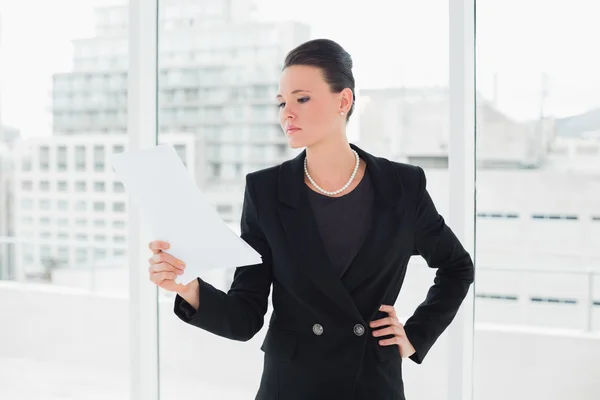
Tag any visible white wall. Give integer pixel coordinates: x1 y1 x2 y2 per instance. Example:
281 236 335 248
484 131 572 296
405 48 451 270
1 282 599 399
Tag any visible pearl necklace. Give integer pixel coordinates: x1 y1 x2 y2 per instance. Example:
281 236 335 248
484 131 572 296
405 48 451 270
304 150 360 196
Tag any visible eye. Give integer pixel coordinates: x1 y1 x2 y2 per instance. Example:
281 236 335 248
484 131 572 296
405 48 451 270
277 102 286 108
298 97 310 103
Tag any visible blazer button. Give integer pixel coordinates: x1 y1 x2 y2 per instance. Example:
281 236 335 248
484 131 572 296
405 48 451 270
353 324 365 336
312 324 324 336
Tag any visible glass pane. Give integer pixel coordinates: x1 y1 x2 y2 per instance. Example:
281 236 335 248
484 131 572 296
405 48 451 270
475 1 600 399
0 2 130 399
157 0 451 398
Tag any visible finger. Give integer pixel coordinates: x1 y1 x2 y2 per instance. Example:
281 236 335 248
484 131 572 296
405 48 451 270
150 271 177 285
149 240 170 253
149 252 185 269
372 326 403 338
378 336 401 346
149 262 183 275
370 317 400 329
379 304 398 320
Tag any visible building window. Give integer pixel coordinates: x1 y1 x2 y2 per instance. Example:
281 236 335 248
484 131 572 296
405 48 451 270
40 181 50 191
21 181 33 191
94 145 105 171
22 158 32 172
94 235 106 242
94 202 105 212
114 249 125 257
58 247 69 261
113 144 125 154
113 202 125 212
94 219 105 227
75 201 87 211
58 233 69 240
76 234 87 241
75 219 87 227
57 200 68 211
58 181 68 192
39 146 50 170
76 248 87 263
75 146 86 171
113 235 126 243
93 249 107 260
94 182 106 192
57 146 68 171
113 182 124 192
113 220 126 229
211 163 221 178
58 218 69 226
75 181 87 192
40 199 51 210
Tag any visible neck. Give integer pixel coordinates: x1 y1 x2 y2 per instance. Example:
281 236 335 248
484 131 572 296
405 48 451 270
305 135 356 189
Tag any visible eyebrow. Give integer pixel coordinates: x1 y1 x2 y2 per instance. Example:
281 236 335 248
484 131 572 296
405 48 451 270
276 90 311 99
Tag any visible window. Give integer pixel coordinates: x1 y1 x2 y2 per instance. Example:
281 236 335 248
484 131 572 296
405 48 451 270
94 182 106 192
113 235 126 243
94 202 106 212
39 146 50 170
21 181 33 191
58 181 68 192
57 200 68 211
94 219 105 228
40 199 51 210
75 219 87 227
113 182 125 192
113 220 126 229
40 181 50 191
76 181 87 192
94 145 105 171
113 202 125 212
57 146 67 170
75 146 86 171
75 201 87 211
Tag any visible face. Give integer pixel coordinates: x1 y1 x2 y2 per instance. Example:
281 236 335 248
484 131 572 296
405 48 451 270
276 65 352 149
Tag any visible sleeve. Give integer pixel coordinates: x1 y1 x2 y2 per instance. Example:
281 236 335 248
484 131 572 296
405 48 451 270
173 174 273 342
402 166 474 364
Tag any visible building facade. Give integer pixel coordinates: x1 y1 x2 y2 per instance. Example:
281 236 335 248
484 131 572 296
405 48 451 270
11 133 196 280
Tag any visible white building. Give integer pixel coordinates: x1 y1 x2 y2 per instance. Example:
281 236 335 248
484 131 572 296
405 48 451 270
357 87 555 168
11 133 196 281
50 0 310 224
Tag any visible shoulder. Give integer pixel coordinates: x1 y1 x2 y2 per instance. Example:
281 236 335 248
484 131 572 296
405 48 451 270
372 155 426 197
245 164 280 189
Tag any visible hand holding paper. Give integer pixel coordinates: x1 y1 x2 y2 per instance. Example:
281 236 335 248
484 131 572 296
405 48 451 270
111 143 262 285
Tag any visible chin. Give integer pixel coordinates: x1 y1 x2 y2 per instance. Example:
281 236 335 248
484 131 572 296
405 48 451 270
287 136 309 149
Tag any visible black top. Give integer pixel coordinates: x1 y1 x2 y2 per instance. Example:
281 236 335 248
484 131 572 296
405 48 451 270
306 169 375 277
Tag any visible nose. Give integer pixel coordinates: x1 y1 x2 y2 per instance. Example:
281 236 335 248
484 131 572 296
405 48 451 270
281 104 296 120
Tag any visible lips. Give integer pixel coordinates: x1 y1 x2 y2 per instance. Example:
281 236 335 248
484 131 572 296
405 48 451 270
286 126 301 134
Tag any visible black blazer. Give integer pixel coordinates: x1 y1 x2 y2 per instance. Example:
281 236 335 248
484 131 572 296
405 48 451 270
175 144 474 400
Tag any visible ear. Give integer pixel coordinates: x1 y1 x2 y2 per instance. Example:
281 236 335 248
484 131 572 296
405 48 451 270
339 88 354 114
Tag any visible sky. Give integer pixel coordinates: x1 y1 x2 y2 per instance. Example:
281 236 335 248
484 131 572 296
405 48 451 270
0 0 598 139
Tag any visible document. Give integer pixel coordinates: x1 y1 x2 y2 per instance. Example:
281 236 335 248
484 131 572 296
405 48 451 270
110 143 262 284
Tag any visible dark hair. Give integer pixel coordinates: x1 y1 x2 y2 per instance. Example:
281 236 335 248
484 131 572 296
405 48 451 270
283 38 356 120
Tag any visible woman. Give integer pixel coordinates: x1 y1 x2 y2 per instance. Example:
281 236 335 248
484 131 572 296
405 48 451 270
148 38 474 400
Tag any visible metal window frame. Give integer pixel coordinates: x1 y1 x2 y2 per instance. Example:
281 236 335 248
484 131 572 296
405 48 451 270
128 1 160 399
448 0 476 399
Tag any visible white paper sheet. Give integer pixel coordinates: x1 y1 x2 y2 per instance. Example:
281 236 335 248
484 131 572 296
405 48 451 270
110 143 262 284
